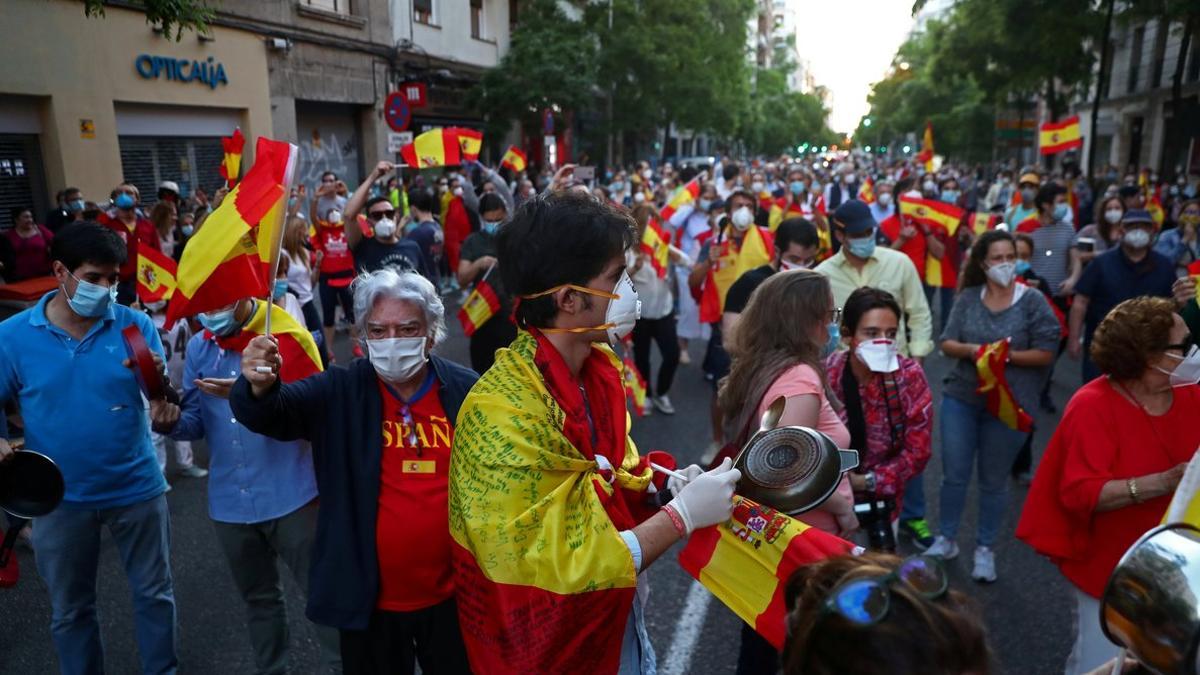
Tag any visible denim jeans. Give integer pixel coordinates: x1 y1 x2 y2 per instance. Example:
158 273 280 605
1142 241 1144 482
937 395 1029 547
32 494 177 675
924 285 955 334
899 472 926 521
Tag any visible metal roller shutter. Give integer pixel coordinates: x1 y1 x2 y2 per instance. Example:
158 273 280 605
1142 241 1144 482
0 134 48 229
118 136 226 207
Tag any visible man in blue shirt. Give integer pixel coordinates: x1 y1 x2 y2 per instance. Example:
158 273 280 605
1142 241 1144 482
161 295 340 673
404 187 444 284
0 222 178 674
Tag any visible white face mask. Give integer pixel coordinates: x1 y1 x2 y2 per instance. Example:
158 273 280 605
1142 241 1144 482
374 218 397 238
780 258 810 271
855 338 899 373
1124 228 1152 249
633 192 645 204
327 209 343 224
1105 209 1123 225
604 271 642 344
751 181 764 193
1155 345 1200 387
731 206 754 230
877 192 893 207
367 336 428 384
643 169 653 180
453 186 464 197
986 261 1017 287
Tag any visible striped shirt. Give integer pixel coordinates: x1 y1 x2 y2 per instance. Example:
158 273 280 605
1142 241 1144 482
1029 221 1076 295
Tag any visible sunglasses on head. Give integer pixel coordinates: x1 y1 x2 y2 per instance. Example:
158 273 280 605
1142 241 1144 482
821 555 949 626
368 210 396 221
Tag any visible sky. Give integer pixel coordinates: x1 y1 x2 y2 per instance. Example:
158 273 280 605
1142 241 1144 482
788 0 919 135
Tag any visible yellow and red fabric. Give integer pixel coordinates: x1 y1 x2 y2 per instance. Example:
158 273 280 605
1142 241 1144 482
622 352 648 416
208 299 322 383
500 145 527 173
660 177 701 223
1188 261 1200 306
699 225 774 324
1039 116 1083 155
970 211 999 236
166 137 297 327
767 198 803 233
136 245 178 303
458 278 501 337
679 496 855 650
975 339 1034 433
450 127 484 162
449 330 667 674
400 129 462 169
641 215 671 279
858 176 876 204
916 121 935 172
900 196 964 288
219 128 245 188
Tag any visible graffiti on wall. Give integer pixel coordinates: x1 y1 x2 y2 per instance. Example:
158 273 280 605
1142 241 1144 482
296 128 359 191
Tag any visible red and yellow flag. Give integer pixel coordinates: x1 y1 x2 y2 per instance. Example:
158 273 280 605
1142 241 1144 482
458 278 501 337
500 145 527 173
699 224 773 324
858 176 876 204
680 496 855 650
1039 116 1083 155
212 300 323 383
166 137 297 328
451 127 484 162
622 353 648 415
219 128 245 188
136 246 178 303
970 211 999 236
916 121 935 172
641 215 670 279
975 339 1034 433
659 177 701 222
901 196 963 289
767 198 802 233
400 129 462 168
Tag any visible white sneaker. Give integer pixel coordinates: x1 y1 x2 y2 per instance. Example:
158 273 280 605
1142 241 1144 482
652 395 676 415
926 536 960 560
700 441 722 466
177 465 208 478
641 400 654 416
972 546 997 583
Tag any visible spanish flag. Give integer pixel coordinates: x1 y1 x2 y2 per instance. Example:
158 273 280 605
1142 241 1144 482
660 176 701 223
500 145 527 173
858 176 876 204
641 215 670 279
1161 448 1200 527
699 224 773 324
1039 116 1083 156
679 496 855 650
458 277 502 338
916 121 935 172
1148 194 1166 227
971 211 999 235
166 137 298 328
136 246 178 303
768 198 802 232
975 339 1034 433
901 196 963 289
1187 261 1200 305
622 353 648 415
209 299 323 383
219 128 245 188
400 129 462 169
451 127 484 162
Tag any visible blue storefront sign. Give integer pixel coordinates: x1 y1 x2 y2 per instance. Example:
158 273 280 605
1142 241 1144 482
135 54 228 90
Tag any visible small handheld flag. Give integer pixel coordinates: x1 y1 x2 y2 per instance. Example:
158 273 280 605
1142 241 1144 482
400 129 462 168
858 176 876 204
451 128 484 162
219 128 245 188
975 339 1034 433
458 265 502 337
640 216 671 279
659 177 701 223
500 146 527 173
1039 116 1083 156
136 246 178 303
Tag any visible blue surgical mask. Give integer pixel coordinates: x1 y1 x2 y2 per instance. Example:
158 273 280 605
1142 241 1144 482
846 232 877 259
68 199 85 212
64 274 117 318
181 225 194 237
272 279 289 298
611 181 624 192
1053 203 1069 222
199 306 242 337
114 193 135 210
288 197 298 208
481 220 501 235
940 190 959 204
698 199 713 211
1015 259 1031 275
790 180 806 194
822 322 841 357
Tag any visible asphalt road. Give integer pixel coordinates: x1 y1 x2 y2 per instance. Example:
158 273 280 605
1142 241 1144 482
0 303 1081 674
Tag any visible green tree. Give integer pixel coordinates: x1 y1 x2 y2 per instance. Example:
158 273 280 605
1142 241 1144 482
79 0 214 40
739 41 837 154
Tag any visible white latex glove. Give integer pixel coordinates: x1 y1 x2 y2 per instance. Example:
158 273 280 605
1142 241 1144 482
667 464 705 495
668 457 741 535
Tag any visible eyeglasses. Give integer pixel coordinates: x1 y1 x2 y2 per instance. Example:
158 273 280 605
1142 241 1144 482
368 210 396 221
821 555 949 625
830 308 843 325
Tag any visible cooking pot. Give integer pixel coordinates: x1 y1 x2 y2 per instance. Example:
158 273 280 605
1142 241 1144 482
733 396 859 515
1100 523 1200 675
0 449 65 568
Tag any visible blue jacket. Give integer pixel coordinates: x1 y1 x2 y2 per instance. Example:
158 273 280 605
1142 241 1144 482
230 354 479 630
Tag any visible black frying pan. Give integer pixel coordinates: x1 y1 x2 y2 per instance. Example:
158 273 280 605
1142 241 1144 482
0 449 65 568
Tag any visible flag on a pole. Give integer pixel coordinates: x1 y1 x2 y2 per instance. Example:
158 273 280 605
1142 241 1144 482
858 176 876 204
500 146 527 173
659 177 701 223
679 496 855 650
458 278 502 337
971 211 999 235
165 137 297 327
622 354 648 415
640 216 670 279
916 122 935 172
900 196 963 289
1039 116 1083 155
699 224 773 324
136 246 178 303
208 299 323 383
451 128 484 162
219 128 245 188
400 129 463 168
975 339 1034 433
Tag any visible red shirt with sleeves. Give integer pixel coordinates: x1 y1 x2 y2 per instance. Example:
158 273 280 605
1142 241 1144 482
1017 378 1200 598
310 222 355 287
878 213 927 279
825 351 933 503
98 212 161 281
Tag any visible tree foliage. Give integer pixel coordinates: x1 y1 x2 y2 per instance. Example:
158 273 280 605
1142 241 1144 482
738 42 837 155
79 0 214 40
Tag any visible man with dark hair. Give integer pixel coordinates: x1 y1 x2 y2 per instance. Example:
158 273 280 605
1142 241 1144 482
342 161 423 277
0 222 179 674
448 191 738 673
312 170 347 224
46 187 83 231
457 191 516 373
405 187 443 283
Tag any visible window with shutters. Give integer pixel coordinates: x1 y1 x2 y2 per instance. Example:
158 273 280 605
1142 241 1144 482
471 0 485 39
414 0 435 25
1128 26 1145 94
0 135 47 229
306 0 349 14
118 137 224 208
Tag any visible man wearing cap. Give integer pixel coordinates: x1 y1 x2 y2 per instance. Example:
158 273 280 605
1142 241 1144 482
1070 208 1187 382
1005 172 1041 228
815 199 933 361
98 182 162 305
1118 184 1144 212
157 181 181 206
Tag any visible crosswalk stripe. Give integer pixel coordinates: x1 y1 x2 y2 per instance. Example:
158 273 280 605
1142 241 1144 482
659 580 712 675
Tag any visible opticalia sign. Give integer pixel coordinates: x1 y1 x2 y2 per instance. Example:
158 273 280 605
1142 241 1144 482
135 54 229 90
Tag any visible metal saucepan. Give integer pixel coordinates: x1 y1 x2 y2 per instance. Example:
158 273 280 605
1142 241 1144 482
1100 522 1200 675
733 396 859 515
0 449 65 568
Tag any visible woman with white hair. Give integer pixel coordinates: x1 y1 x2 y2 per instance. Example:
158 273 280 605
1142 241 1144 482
231 268 478 674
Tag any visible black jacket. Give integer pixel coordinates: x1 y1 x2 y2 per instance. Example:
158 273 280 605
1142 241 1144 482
230 354 479 630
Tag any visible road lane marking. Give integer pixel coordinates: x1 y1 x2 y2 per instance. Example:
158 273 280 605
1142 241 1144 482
660 580 712 675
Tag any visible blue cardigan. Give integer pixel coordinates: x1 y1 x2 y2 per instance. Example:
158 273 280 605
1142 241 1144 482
230 354 479 630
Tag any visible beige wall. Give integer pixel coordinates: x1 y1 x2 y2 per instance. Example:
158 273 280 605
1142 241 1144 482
393 0 510 68
0 0 271 201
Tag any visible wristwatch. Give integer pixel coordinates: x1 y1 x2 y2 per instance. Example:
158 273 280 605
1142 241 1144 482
863 471 877 492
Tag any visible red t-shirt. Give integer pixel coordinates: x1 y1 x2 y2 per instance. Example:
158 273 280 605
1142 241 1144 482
311 223 355 287
1016 217 1042 234
375 375 455 611
98 212 161 281
878 214 927 279
1017 379 1200 597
